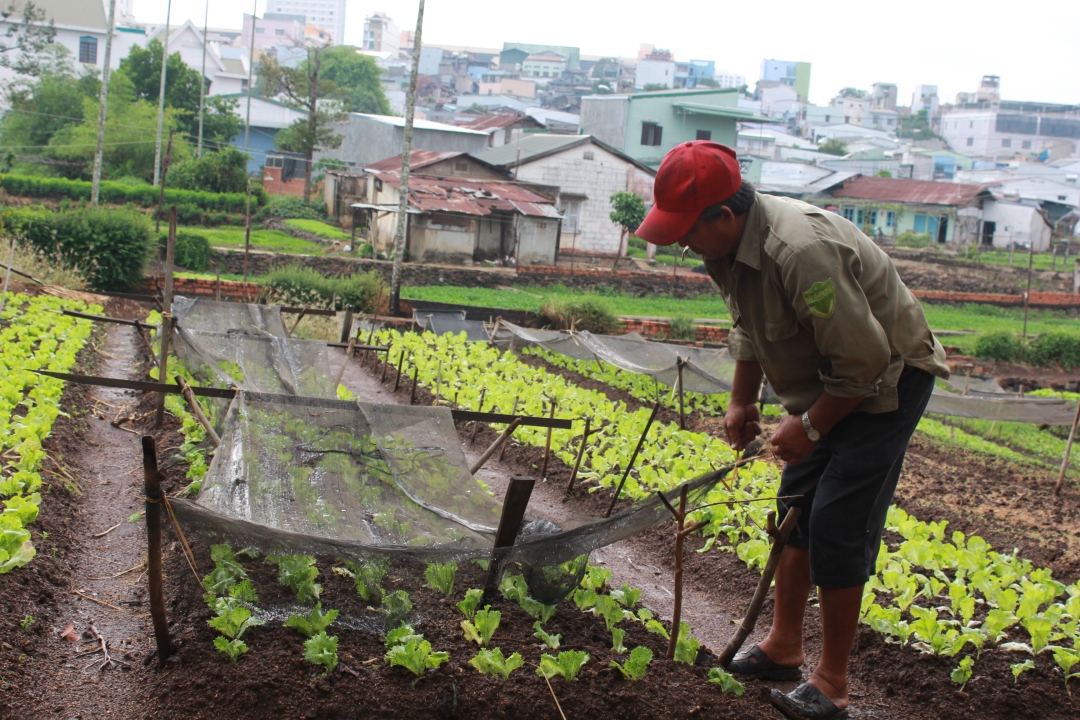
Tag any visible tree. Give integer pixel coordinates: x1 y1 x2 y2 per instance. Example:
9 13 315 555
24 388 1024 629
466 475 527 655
318 46 389 114
199 95 244 148
898 109 940 141
118 40 203 136
260 43 345 201
0 1 57 77
168 146 248 194
609 191 646 258
818 139 848 156
590 57 616 79
876 169 892 178
695 77 719 88
838 87 868 99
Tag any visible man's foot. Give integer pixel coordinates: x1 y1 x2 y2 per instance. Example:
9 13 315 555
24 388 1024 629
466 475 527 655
769 683 849 720
727 644 803 681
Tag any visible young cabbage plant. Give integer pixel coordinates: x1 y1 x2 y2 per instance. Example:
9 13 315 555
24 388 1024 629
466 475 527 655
269 554 321 603
304 632 339 675
462 606 500 647
386 637 449 676
950 656 974 691
499 574 528 603
425 561 457 597
457 588 484 621
611 645 652 681
1011 659 1034 684
573 588 599 611
382 590 413 627
537 650 589 682
708 667 746 696
609 584 642 609
611 627 627 654
285 603 339 638
594 595 623 633
645 619 670 640
385 622 422 650
673 622 700 665
470 648 524 679
533 621 561 649
227 579 259 604
519 596 557 625
580 565 612 593
1051 647 1080 693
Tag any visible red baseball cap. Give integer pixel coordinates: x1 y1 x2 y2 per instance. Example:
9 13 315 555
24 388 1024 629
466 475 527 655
636 141 743 246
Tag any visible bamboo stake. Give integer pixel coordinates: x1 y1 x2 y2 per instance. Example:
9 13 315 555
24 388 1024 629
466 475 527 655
175 376 220 447
142 436 175 664
409 364 419 405
499 398 520 462
0 235 15 319
470 418 522 475
566 417 593 494
380 343 393 382
333 334 358 388
339 305 354 344
154 208 177 428
539 399 556 480
470 388 487 445
1054 401 1080 496
286 306 309 338
434 359 442 405
393 351 406 391
676 356 686 430
605 400 660 517
666 485 688 661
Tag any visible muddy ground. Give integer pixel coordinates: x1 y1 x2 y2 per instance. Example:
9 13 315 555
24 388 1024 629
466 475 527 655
0 302 1077 720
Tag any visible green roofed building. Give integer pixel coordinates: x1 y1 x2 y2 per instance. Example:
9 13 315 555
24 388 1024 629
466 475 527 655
580 88 775 167
501 42 580 71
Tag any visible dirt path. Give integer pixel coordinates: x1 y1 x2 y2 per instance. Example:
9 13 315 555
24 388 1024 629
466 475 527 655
28 324 154 720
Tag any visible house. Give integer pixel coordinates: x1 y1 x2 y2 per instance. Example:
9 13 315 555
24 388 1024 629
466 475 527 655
241 13 305 50
363 13 399 55
0 0 146 87
827 176 991 245
634 53 676 90
355 172 562 264
580 88 773 167
149 21 249 96
477 134 656 256
521 53 567 79
500 42 580 72
940 103 1080 161
224 95 308 173
316 114 490 171
981 196 1052 251
364 150 508 179
454 112 545 148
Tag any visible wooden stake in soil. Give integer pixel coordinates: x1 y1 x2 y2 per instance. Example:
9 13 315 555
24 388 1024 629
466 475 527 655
175 375 220 447
605 400 661 517
499 398 520 462
339 305 354 344
154 207 178 428
333 333 359 389
409 364 419 405
666 485 688 661
393 351 407 391
676 356 686 430
469 418 522 475
286 306 309 338
566 417 593 494
380 343 392 382
141 436 175 664
482 475 535 601
539 399 556 480
0 235 15 319
470 388 487 444
1054 400 1080 496
717 507 802 668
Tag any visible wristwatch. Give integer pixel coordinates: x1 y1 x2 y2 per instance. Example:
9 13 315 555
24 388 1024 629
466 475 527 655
801 411 821 442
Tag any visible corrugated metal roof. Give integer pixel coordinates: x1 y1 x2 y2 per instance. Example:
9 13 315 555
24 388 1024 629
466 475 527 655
375 172 559 218
366 150 466 172
831 176 989 206
477 134 590 167
459 113 535 132
673 102 777 123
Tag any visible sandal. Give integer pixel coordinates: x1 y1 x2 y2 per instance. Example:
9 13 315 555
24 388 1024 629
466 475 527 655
770 683 849 720
727 644 803 681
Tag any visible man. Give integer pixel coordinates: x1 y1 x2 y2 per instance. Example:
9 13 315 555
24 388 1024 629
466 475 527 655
636 141 949 720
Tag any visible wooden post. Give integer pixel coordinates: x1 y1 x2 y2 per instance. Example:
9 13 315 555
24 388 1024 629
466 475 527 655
470 388 487 445
605 401 660 517
482 476 535 602
718 508 802 668
409 364 419 405
676 357 686 430
566 417 592 494
393 351 406 391
153 315 174 429
499 398 520 462
339 305 354 344
434 359 442 405
214 262 221 301
539 399 556 480
666 485 688 661
175 376 220 447
381 343 393 382
286 306 309 338
154 207 177 427
333 334 358 389
469 418 522 475
1054 401 1080 496
1020 241 1035 360
142 436 175 664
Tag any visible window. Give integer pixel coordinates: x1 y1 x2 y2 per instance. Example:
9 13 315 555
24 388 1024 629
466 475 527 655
583 151 594 160
265 156 284 168
275 28 285 35
453 161 469 172
696 129 711 141
256 27 265 33
641 122 662 146
1022 140 1032 149
842 207 855 222
966 137 974 146
78 36 97 64
856 209 864 226
562 199 582 233
868 210 878 226
886 211 895 228
1059 195 1068 201
1002 138 1011 148
969 121 974 128
824 115 830 123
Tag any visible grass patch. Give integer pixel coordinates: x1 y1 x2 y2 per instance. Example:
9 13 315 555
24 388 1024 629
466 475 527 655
921 303 1079 354
194 226 326 255
284 219 351 241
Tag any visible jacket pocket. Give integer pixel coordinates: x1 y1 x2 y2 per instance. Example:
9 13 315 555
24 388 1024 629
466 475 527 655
765 315 799 342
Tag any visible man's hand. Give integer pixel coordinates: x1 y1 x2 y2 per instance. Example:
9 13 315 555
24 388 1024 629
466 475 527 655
724 403 762 451
770 415 817 465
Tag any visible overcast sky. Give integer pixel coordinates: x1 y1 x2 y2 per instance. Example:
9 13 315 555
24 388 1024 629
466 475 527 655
137 0 1080 107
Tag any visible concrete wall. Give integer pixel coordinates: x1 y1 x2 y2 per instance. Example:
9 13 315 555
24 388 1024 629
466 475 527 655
410 214 477 263
634 59 676 90
981 200 1052 251
516 216 557 265
580 97 629 151
623 89 740 165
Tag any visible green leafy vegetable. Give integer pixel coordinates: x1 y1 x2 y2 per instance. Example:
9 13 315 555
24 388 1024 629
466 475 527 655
269 554 321 603
381 590 412 625
611 627 627 654
424 561 457 596
285 603 339 639
519 596 557 625
499 574 528 603
213 636 248 662
645 619 670 640
612 646 652 681
573 588 598 611
457 588 483 620
950 656 974 691
594 595 623 632
609 584 642 609
1011 659 1034 683
385 622 422 650
470 648 524 679
580 565 612 593
462 606 500 647
386 637 449 676
227 579 258 603
708 667 746 696
533 621 561 649
673 622 700 665
304 631 338 675
537 650 589 682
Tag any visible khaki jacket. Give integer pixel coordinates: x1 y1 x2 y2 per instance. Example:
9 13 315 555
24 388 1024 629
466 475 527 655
705 193 950 415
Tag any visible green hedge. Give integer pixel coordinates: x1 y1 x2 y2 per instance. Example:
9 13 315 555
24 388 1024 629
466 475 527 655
159 232 213 273
1028 332 1080 370
973 331 1021 363
0 174 267 213
6 206 154 291
259 265 384 313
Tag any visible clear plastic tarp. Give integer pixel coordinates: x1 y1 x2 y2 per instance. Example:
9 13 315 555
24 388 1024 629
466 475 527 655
414 309 491 343
926 388 1078 425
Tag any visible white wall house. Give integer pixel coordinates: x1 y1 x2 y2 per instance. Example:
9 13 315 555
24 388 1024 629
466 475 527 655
634 58 676 90
477 134 656 256
149 21 249 97
981 198 1052 251
941 109 1080 160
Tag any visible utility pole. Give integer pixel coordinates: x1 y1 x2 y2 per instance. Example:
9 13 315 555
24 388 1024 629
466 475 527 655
389 0 424 316
196 0 209 158
152 0 173 187
90 0 116 206
242 2 257 282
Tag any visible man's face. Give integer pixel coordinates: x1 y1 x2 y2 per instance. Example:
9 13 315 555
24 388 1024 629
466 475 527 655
675 207 744 260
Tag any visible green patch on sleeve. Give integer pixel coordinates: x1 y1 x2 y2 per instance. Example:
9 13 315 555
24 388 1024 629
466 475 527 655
803 279 836 320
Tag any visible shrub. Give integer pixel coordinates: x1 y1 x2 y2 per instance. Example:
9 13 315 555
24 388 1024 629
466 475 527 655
260 265 385 313
896 231 931 249
973 331 1021 363
255 195 328 222
1027 332 1080 369
169 147 249 195
668 316 697 341
0 173 262 213
540 297 619 334
7 206 154 291
159 232 213 273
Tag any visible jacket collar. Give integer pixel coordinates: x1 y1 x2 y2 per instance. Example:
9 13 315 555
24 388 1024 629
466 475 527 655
732 193 767 271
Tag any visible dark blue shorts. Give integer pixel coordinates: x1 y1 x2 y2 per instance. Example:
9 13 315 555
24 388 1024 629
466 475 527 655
776 366 935 589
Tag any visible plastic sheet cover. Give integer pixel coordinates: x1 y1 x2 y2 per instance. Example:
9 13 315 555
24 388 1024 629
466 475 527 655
414 309 491 343
926 388 1078 425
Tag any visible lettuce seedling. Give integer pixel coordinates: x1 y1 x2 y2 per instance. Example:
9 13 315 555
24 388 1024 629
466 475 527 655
208 601 265 640
950 656 973 691
609 584 641 609
612 646 652 681
499 574 528 603
1021 614 1053 654
304 632 338 676
645 619 670 640
533 621 561 649
1051 647 1080 692
425 561 457 597
457 588 483 621
338 559 387 603
673 622 700 665
519 596 557 625
385 622 422 650
270 555 321 603
611 627 627 654
203 544 248 595
1011 659 1034 684
708 667 745 696
470 648 524 679
580 566 612 593
285 603 339 639
382 590 413 626
573 588 598 611
386 637 449 676
982 608 1018 643
594 595 623 633
213 636 248 662
537 650 589 682
462 606 500 647
228 580 258 604
635 608 654 623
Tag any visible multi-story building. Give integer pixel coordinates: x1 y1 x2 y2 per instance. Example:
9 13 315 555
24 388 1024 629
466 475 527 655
634 49 675 90
266 0 344 45
521 52 566 79
871 82 898 111
713 70 746 90
363 12 399 56
760 59 811 102
242 13 305 50
500 42 580 71
673 59 715 89
911 85 940 119
940 102 1080 160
